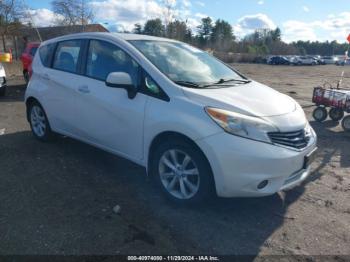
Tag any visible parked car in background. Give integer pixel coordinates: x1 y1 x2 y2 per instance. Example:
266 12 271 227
25 33 317 203
337 58 350 66
311 55 325 65
20 42 40 83
322 56 338 64
268 56 290 65
292 56 317 65
0 63 6 96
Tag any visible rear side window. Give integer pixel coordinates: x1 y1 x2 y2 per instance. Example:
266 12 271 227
53 40 82 73
39 43 55 67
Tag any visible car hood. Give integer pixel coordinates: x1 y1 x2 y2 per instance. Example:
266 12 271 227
182 81 296 117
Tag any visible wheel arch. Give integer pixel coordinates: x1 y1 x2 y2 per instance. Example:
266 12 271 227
147 131 214 175
25 96 41 122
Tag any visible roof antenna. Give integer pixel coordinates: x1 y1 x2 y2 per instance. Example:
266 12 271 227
21 0 43 42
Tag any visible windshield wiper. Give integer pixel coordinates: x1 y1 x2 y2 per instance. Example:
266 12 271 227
174 81 203 88
204 78 251 87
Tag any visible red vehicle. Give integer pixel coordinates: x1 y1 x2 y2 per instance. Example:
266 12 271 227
20 42 40 83
312 86 350 131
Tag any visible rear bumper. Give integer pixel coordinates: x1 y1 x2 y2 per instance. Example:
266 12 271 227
197 130 317 198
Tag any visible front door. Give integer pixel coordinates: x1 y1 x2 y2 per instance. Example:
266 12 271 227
75 39 148 162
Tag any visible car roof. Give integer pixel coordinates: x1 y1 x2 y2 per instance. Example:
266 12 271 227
42 32 178 45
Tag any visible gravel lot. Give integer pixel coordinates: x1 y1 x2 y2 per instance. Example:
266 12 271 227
0 64 349 258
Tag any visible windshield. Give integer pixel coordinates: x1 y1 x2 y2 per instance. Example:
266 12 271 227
129 40 246 88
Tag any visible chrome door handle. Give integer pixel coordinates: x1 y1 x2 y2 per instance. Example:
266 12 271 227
78 85 90 94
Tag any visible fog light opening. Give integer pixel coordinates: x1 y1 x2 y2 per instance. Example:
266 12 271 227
257 180 269 190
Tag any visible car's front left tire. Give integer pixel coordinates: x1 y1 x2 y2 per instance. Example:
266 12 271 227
150 138 215 204
28 101 53 141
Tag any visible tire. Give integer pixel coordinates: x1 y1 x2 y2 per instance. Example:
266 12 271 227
313 107 328 122
329 108 344 122
28 101 53 141
0 86 6 96
150 138 214 204
342 116 350 132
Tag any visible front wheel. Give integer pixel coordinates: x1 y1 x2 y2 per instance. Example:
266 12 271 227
329 108 344 122
28 101 53 141
150 139 214 204
342 116 350 132
313 107 328 122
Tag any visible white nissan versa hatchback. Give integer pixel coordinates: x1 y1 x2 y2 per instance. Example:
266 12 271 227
25 33 317 203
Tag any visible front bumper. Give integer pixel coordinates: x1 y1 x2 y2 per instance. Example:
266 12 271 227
197 130 317 198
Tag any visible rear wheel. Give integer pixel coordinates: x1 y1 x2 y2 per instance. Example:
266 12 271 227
313 107 328 122
342 116 350 132
329 108 344 122
28 101 53 141
150 138 214 204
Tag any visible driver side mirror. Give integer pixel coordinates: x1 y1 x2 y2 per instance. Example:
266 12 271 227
105 72 137 99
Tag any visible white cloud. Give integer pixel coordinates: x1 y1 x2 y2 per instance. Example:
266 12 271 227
302 6 310 12
182 0 192 8
234 13 276 38
282 21 317 42
90 0 199 32
22 8 63 27
195 13 208 19
195 1 205 7
258 1 264 5
282 12 350 43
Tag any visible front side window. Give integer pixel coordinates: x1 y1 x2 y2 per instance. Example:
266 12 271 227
39 43 56 68
86 40 140 87
53 40 82 73
129 40 246 88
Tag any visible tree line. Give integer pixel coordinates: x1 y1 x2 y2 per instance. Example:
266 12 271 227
132 17 349 56
0 0 349 56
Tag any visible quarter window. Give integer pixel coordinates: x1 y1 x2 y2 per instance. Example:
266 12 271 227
86 40 140 87
39 43 55 68
53 40 82 73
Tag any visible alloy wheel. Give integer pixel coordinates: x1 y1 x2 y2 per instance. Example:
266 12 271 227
158 149 200 200
30 105 47 137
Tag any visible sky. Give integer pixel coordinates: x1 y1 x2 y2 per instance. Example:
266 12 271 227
24 0 350 43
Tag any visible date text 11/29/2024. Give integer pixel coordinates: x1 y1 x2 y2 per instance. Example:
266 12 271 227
127 256 220 261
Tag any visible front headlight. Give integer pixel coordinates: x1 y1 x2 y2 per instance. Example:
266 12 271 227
205 107 278 143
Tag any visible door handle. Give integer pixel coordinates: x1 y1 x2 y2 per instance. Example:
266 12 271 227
78 85 90 94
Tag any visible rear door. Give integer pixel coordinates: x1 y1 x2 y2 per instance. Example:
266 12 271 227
43 39 86 135
74 39 148 161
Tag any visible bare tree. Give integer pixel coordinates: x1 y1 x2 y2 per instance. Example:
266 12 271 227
0 0 24 51
161 0 176 27
51 0 94 29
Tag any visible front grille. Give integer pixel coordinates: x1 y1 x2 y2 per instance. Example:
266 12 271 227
268 129 310 150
